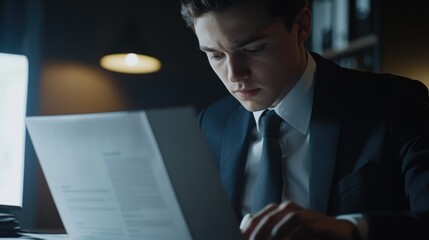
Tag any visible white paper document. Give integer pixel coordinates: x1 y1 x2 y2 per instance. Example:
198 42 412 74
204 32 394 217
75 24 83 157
26 107 243 240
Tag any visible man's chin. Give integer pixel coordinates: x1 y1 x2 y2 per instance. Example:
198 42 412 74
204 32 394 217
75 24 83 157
238 99 268 112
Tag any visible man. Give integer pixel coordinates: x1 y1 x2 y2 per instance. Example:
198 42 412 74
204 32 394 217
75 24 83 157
179 0 429 239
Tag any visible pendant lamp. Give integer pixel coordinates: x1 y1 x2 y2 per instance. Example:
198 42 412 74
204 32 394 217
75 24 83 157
100 21 161 74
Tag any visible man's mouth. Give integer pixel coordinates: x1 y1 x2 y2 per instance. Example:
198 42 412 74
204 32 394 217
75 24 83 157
234 88 260 99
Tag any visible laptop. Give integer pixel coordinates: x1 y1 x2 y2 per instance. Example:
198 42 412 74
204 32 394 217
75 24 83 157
26 106 243 240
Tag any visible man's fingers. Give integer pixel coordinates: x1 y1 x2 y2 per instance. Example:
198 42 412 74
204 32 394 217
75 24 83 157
242 201 301 240
242 204 278 238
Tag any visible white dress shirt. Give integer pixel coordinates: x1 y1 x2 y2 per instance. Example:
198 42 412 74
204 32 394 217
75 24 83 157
241 52 315 214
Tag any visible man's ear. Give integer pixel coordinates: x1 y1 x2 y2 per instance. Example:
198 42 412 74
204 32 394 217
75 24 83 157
296 8 312 42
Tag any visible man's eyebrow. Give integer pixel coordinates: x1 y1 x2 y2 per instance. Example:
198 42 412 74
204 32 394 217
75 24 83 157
199 46 217 52
199 36 267 52
235 36 266 48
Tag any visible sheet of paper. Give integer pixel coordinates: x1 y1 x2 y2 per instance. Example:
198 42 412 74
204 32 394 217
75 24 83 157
26 111 193 240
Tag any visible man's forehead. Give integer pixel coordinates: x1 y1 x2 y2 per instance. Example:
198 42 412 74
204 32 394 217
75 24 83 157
196 21 253 52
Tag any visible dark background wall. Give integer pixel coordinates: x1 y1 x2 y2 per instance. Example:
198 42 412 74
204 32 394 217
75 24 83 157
41 0 227 114
1 0 428 232
379 1 429 83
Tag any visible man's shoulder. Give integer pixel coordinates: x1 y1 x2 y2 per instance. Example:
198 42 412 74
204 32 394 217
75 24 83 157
197 96 248 151
197 95 246 129
311 51 428 98
346 69 428 99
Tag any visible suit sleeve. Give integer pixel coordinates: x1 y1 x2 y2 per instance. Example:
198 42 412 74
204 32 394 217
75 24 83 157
365 79 429 240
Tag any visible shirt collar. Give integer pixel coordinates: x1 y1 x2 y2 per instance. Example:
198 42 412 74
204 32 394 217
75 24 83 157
253 52 316 134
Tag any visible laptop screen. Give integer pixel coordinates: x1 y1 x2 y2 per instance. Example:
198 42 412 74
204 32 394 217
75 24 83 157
0 52 29 209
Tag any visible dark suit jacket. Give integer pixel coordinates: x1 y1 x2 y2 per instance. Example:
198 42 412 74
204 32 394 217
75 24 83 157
198 52 429 239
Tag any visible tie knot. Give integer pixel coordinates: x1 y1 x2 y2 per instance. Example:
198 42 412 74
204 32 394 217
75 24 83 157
260 110 283 138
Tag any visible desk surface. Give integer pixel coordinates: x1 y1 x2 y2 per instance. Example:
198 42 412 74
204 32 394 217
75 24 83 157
5 233 68 240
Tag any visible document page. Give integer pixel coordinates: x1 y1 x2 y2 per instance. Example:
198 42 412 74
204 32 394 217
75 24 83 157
26 111 193 240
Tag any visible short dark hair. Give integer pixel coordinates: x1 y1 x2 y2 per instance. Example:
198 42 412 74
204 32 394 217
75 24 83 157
180 0 308 30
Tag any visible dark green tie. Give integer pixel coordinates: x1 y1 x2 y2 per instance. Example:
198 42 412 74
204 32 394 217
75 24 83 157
251 110 283 213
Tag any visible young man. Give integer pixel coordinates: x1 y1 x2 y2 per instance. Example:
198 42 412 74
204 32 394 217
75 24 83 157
180 0 429 239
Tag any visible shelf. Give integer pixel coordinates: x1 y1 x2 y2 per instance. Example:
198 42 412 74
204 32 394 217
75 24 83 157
322 34 378 60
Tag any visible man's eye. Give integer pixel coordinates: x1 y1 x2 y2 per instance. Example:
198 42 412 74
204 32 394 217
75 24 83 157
209 53 225 61
242 44 266 54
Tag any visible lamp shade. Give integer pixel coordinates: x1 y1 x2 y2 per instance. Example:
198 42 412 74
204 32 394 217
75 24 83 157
100 21 161 74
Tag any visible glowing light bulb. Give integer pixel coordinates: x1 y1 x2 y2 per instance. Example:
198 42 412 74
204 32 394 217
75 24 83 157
125 53 138 66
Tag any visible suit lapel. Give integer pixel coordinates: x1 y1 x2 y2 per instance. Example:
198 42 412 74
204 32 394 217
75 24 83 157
309 53 346 213
220 106 254 216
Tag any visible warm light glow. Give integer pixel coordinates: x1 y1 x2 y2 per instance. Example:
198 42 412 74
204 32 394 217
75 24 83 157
100 53 161 74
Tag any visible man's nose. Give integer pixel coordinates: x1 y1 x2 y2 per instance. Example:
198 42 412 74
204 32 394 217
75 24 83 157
227 55 250 82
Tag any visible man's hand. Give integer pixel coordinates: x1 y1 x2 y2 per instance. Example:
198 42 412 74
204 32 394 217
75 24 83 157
241 201 357 240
